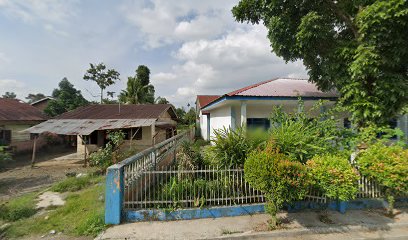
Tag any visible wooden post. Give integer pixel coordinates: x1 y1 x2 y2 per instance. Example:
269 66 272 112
31 135 38 168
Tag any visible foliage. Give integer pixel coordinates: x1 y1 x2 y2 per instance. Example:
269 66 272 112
176 141 206 170
352 124 405 148
89 130 125 169
232 0 408 127
0 146 12 167
44 78 89 117
307 154 359 201
83 63 120 103
4 178 106 238
50 175 103 193
158 176 234 209
244 147 309 226
25 93 46 103
2 91 16 99
0 192 37 222
209 127 261 168
269 101 350 163
119 65 155 104
155 96 169 104
357 142 408 195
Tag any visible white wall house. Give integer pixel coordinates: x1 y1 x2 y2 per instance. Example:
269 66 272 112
196 78 408 141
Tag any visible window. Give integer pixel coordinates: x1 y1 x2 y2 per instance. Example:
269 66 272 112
247 118 270 130
166 128 175 139
125 128 142 140
0 130 11 145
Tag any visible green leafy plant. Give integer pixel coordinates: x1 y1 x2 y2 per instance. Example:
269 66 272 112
176 141 206 170
269 101 350 163
209 126 266 168
357 142 408 214
244 146 309 227
0 146 12 168
50 175 103 193
307 154 359 201
89 130 125 169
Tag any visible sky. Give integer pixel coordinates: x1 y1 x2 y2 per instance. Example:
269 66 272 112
0 0 307 108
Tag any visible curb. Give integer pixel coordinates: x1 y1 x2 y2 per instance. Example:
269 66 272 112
204 222 408 240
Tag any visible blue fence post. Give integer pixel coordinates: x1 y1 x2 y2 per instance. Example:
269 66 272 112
337 201 347 214
105 164 124 225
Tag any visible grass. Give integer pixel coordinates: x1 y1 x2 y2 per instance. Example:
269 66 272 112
0 192 38 222
50 174 104 192
3 175 106 239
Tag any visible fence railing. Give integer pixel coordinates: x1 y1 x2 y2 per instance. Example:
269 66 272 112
105 129 193 224
122 167 387 211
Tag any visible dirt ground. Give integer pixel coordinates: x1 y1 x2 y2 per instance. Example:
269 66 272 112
0 146 88 201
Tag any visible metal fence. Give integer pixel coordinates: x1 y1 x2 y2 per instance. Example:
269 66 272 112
123 167 389 210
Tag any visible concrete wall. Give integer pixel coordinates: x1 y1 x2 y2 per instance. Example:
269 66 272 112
209 105 232 139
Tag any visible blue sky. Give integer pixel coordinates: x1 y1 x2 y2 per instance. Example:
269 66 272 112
0 0 306 107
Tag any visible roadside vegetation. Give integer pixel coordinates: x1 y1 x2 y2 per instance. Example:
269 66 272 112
0 172 105 239
159 100 407 229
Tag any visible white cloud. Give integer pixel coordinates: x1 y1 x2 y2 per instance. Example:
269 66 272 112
0 79 29 99
0 0 77 24
153 25 307 106
120 0 236 48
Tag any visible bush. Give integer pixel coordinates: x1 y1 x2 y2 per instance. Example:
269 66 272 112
0 193 37 222
357 142 408 213
89 130 125 169
209 127 266 168
176 141 206 170
269 101 349 163
357 142 408 194
307 154 359 201
0 146 12 167
244 147 309 227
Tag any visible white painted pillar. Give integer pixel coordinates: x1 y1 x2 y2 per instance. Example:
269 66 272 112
240 101 247 127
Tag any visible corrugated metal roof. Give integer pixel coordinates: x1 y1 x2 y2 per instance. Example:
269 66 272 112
23 119 156 135
55 104 176 120
0 98 47 121
227 78 338 98
196 95 220 109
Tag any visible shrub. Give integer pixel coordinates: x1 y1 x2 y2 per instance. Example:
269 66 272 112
0 146 12 167
269 101 349 163
89 130 125 169
357 142 408 213
244 147 309 227
307 154 359 201
209 127 266 168
176 141 206 170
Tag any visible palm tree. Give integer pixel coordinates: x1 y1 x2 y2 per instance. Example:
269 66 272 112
119 76 154 104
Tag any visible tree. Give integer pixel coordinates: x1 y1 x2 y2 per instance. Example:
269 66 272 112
2 92 16 99
232 0 408 127
155 96 169 104
184 107 196 125
119 65 155 104
25 93 46 103
44 78 89 117
175 107 186 123
83 63 120 103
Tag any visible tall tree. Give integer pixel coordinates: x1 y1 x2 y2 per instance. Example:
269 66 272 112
2 92 16 99
83 63 120 103
44 78 89 117
119 65 155 104
233 0 408 127
25 93 46 103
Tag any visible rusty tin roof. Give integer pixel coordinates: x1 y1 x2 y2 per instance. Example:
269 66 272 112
0 98 47 121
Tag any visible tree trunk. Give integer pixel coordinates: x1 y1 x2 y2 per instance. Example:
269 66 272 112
100 88 103 104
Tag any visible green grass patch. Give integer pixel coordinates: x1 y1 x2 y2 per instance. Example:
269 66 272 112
4 176 106 239
50 174 104 193
0 192 38 222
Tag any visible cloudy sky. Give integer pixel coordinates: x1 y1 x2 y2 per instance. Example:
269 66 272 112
0 0 306 107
